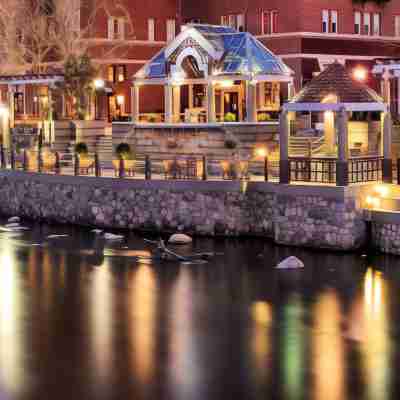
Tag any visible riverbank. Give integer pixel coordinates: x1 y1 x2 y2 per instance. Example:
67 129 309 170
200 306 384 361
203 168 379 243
0 170 383 254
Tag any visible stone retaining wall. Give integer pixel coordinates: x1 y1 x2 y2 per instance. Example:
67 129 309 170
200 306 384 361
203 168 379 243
0 171 372 252
371 210 400 255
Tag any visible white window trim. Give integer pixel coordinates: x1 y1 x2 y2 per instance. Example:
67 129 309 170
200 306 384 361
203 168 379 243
354 11 361 35
373 13 381 36
166 19 176 41
331 10 338 33
364 12 371 35
395 15 400 37
148 18 155 41
322 10 329 33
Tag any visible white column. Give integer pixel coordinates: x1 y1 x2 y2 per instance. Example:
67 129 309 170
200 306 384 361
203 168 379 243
382 68 391 106
164 84 173 123
382 111 392 159
324 109 336 155
8 85 15 129
172 85 181 123
131 85 140 123
288 81 295 101
246 80 257 123
207 82 215 123
188 84 194 109
337 108 349 161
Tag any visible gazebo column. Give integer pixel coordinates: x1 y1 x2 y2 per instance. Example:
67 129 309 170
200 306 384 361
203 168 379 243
188 84 194 109
288 81 295 101
172 85 181 123
164 84 173 123
131 85 140 123
336 107 349 186
382 111 393 183
246 81 257 122
207 82 216 123
324 109 336 155
279 110 290 184
382 68 391 106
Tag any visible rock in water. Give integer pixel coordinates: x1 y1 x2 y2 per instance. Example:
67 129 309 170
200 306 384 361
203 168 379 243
104 233 124 241
8 216 20 223
276 256 305 269
168 234 193 245
91 229 103 235
5 223 20 229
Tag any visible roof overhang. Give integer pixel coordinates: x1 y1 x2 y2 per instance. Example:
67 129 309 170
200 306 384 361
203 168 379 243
284 102 387 112
165 27 223 61
0 74 64 85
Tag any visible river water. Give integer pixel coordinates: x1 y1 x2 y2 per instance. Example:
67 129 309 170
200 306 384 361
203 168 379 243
0 218 398 400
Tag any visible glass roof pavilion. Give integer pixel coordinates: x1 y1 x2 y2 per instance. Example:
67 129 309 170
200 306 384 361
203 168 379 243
132 24 293 124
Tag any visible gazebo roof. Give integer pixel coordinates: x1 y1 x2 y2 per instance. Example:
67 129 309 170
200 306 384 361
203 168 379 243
285 62 385 112
135 24 292 81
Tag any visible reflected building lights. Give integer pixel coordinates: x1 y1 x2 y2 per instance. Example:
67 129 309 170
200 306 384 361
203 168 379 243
251 301 272 381
0 248 23 394
90 260 113 381
283 294 304 400
130 265 156 385
362 268 390 400
313 290 345 400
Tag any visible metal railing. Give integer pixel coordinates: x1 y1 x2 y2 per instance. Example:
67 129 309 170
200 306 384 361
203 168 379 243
289 157 336 184
348 156 383 184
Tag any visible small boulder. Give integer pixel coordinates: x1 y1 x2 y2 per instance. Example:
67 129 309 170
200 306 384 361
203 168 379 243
168 233 193 245
276 256 305 270
104 233 124 241
91 229 103 235
8 216 20 223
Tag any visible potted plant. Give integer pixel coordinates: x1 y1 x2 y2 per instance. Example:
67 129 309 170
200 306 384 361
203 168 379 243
116 142 133 159
258 113 271 122
224 112 237 122
75 142 88 157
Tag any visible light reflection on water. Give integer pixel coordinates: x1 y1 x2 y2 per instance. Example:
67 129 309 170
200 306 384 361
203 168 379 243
0 223 397 399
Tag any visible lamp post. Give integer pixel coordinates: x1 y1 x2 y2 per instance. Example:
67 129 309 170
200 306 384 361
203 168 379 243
93 79 105 120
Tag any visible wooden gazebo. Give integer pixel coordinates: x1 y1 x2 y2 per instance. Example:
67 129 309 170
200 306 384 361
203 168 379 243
279 62 390 186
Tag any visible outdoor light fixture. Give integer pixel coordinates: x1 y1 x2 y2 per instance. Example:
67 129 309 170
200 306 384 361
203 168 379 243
116 95 125 105
219 80 234 88
365 195 381 210
94 79 105 89
255 147 267 158
353 67 368 82
33 96 38 103
374 184 389 198
0 104 8 117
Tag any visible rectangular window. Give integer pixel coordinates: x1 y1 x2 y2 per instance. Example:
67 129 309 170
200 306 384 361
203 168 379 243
148 18 155 41
373 13 381 36
228 14 236 28
322 10 329 33
364 13 371 35
166 19 176 41
116 65 126 82
262 10 278 34
354 11 361 34
108 17 125 40
262 11 270 34
237 14 245 31
271 11 278 33
395 15 400 36
107 65 115 82
331 10 338 33
221 15 229 26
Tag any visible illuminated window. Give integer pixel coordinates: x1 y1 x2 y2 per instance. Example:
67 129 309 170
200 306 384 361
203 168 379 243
108 65 126 83
364 13 371 35
373 13 381 36
148 18 155 41
166 19 176 41
261 10 278 34
395 16 400 36
108 17 125 40
354 11 361 34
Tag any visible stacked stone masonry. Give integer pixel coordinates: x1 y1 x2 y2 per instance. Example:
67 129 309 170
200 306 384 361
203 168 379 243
0 171 371 252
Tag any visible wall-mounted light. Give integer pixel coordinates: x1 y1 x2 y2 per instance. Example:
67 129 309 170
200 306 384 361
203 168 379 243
353 67 367 82
94 79 105 89
218 80 234 88
116 95 125 105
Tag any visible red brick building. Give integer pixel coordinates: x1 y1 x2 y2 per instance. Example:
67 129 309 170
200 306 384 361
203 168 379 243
182 0 400 90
